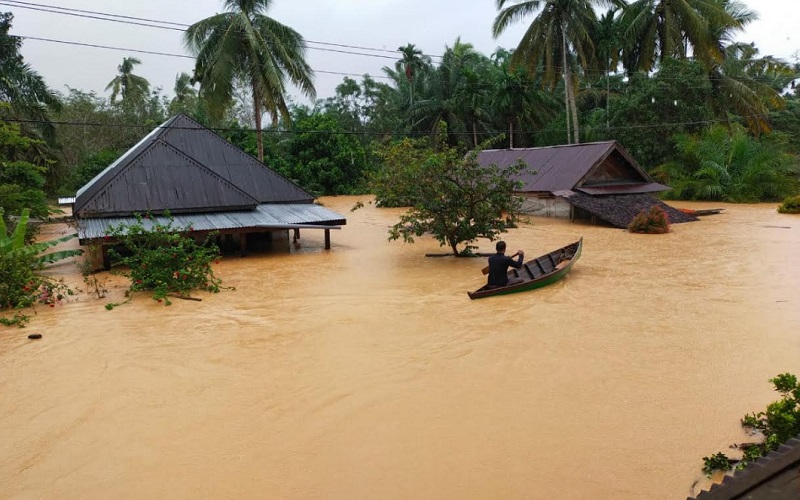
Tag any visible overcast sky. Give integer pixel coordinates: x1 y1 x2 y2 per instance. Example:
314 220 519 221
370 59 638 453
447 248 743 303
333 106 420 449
7 0 799 104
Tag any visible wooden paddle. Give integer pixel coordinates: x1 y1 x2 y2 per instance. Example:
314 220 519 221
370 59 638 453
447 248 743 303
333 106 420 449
481 251 519 275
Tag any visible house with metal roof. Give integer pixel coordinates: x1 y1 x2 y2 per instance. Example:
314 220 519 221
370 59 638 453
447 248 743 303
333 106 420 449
688 435 800 500
74 113 345 267
477 141 697 228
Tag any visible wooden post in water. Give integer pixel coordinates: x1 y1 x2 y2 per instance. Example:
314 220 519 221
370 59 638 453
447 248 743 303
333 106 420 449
324 229 331 250
293 228 300 241
239 232 248 257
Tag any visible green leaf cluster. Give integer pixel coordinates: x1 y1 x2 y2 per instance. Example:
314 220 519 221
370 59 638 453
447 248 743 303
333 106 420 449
104 214 225 306
702 373 800 475
371 128 531 256
777 195 800 214
654 125 799 202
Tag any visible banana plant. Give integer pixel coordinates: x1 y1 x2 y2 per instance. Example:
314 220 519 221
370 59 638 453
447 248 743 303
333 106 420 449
0 208 84 265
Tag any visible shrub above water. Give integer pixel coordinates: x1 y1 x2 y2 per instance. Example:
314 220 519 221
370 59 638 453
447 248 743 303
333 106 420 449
777 195 800 214
628 206 671 234
105 214 225 306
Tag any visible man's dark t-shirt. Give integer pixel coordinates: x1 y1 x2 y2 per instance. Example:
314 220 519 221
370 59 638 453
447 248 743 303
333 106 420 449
488 253 523 286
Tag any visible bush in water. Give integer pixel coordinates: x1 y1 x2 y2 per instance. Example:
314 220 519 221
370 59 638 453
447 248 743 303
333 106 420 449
628 206 670 234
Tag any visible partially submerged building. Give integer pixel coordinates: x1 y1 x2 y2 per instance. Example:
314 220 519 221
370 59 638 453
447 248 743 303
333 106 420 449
73 114 345 267
477 141 696 228
688 435 800 499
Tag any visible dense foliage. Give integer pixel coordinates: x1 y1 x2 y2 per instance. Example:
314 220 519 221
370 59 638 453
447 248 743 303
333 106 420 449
105 215 225 306
0 109 50 218
654 125 798 202
703 373 800 476
1 209 79 327
778 195 800 214
628 206 670 234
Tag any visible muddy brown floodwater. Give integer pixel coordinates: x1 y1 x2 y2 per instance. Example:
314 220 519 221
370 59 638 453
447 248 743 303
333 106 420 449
1 197 799 499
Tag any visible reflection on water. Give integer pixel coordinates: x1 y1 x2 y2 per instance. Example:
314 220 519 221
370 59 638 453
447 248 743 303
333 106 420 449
1 198 799 499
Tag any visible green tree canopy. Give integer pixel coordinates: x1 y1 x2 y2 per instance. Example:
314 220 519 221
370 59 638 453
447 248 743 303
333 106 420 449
369 125 532 256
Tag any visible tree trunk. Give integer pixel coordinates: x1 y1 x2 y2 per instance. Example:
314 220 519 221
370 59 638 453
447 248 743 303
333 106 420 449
569 75 580 144
473 121 478 147
606 68 610 131
561 26 572 145
449 237 459 256
509 120 514 149
253 87 264 163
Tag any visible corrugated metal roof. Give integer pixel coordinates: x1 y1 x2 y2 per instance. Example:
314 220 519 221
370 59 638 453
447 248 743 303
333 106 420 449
477 141 655 193
73 114 315 217
689 434 800 499
58 197 76 205
77 203 346 241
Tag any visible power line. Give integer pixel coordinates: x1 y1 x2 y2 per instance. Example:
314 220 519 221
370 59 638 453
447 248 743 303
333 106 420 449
6 0 790 82
0 0 437 60
15 35 390 80
11 35 754 92
4 113 782 137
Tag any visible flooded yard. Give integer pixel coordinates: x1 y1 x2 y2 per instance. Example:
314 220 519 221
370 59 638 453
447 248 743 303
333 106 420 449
1 197 798 499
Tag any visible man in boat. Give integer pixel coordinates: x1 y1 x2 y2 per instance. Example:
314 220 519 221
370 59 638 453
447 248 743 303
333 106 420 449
487 241 524 287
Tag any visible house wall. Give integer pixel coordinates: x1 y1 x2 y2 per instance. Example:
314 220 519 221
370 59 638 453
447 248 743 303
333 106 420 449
518 192 572 218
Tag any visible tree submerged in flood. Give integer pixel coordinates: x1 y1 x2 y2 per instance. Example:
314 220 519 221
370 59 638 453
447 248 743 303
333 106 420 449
363 125 532 256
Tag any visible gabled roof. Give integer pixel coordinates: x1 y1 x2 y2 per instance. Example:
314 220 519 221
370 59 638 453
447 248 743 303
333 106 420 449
689 435 800 500
477 141 666 193
74 114 315 217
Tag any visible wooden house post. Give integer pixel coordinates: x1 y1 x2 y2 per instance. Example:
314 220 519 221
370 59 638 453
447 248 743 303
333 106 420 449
324 229 331 250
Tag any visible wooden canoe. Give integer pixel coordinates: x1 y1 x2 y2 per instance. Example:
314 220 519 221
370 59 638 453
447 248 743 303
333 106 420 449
467 238 583 300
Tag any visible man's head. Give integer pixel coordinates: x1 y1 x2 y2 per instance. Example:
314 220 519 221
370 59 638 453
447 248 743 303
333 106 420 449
496 241 506 253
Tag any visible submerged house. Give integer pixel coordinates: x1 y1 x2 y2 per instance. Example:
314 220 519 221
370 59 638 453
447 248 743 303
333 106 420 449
73 114 346 268
477 141 696 228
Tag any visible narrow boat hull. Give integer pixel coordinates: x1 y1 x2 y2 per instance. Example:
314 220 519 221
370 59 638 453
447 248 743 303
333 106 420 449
467 238 583 300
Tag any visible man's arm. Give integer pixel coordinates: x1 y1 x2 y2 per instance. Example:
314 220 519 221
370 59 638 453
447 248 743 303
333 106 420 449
507 252 524 269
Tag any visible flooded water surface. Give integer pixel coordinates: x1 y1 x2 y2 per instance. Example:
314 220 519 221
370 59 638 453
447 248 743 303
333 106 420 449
1 198 799 499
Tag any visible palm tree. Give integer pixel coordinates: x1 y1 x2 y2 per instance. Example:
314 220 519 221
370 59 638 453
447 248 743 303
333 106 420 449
105 57 150 106
708 42 795 135
593 8 622 130
185 0 315 162
619 0 742 72
695 0 791 135
398 44 425 106
491 49 557 148
173 72 197 103
0 12 61 143
492 0 620 145
654 125 798 202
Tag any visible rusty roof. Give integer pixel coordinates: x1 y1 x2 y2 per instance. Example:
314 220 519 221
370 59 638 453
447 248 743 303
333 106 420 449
477 141 658 193
689 435 800 500
74 114 315 217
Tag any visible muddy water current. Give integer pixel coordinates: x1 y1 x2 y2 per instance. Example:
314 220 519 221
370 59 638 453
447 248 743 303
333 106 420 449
1 198 799 499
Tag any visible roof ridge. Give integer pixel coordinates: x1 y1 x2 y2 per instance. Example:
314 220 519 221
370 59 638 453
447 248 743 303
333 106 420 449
164 114 314 200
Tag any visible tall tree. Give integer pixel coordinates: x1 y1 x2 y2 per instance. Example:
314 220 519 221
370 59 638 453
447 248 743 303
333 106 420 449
105 57 151 106
0 12 61 143
491 49 556 148
492 0 619 144
619 0 742 72
399 44 425 106
185 0 316 162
